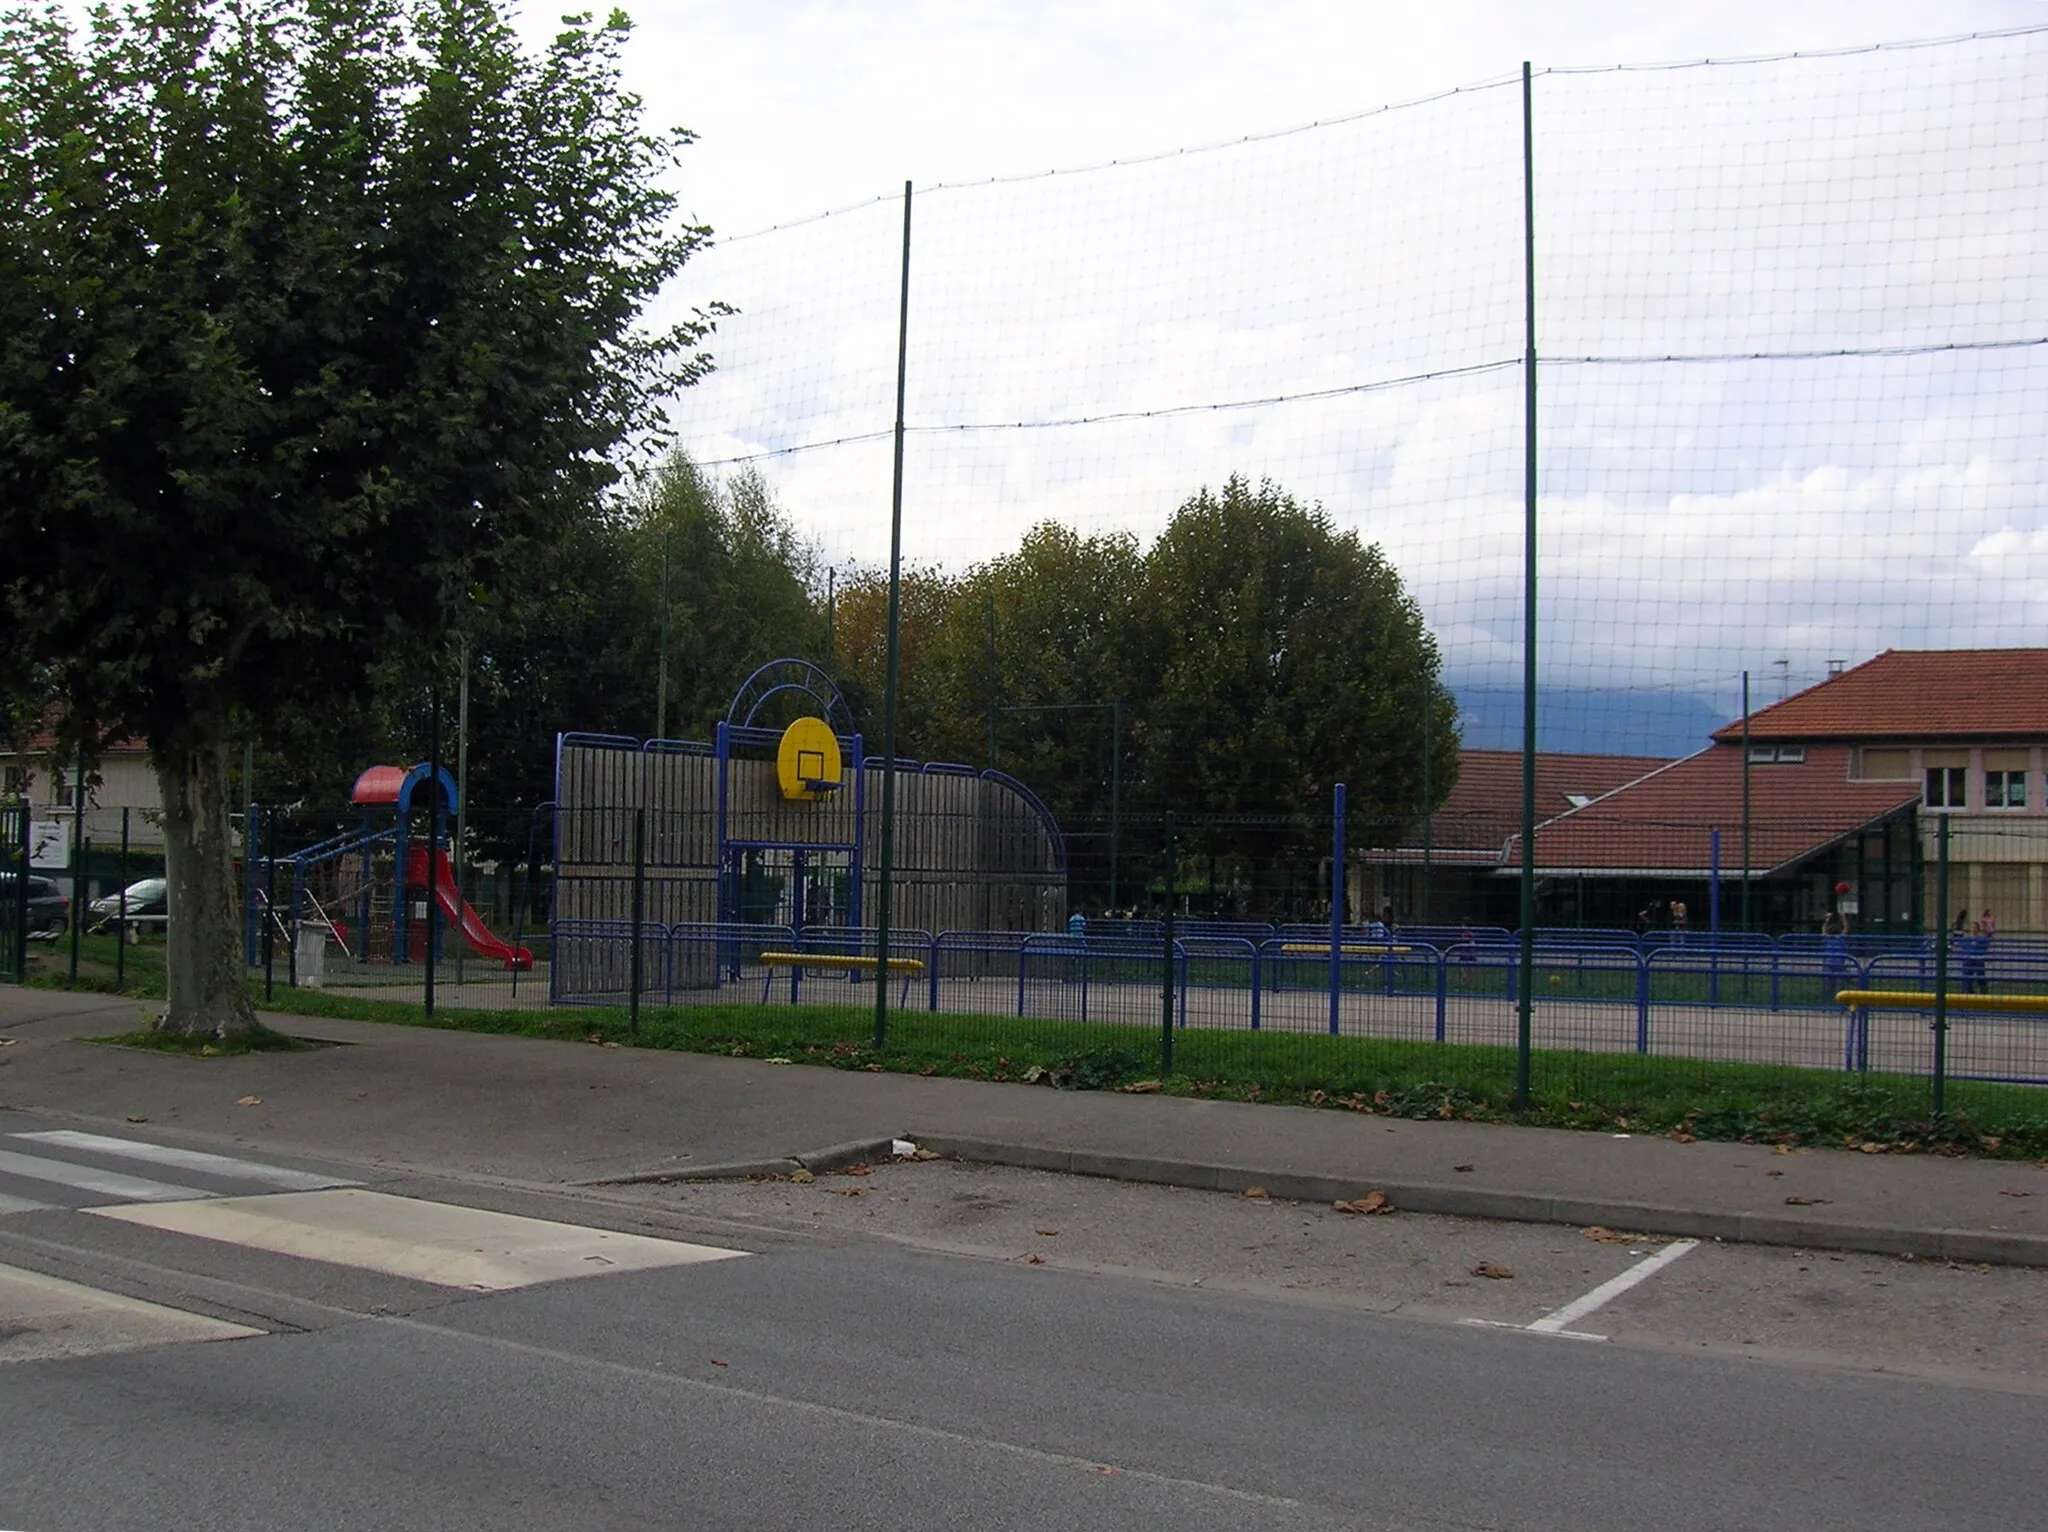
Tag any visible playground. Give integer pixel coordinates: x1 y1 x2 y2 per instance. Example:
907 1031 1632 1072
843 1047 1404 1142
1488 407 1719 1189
239 655 2048 1095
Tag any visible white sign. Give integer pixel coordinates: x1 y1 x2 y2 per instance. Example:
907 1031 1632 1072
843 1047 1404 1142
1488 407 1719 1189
1837 897 1859 915
29 820 69 869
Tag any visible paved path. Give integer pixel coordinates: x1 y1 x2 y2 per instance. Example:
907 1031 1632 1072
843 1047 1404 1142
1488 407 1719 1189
3 984 2044 1264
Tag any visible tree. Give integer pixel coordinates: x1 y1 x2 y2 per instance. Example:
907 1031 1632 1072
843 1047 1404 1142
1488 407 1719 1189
0 0 715 1034
1137 477 1458 896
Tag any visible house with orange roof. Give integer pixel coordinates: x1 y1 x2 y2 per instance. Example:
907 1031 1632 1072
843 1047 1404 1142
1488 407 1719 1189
1364 749 1672 926
1504 649 2046 933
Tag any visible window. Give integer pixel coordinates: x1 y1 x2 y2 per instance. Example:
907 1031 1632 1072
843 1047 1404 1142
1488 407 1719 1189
1747 745 1805 765
1925 767 1967 810
1986 770 2028 810
1854 748 1912 780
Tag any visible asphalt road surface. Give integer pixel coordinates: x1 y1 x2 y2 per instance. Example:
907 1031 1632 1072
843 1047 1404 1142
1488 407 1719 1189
2 1116 2043 1531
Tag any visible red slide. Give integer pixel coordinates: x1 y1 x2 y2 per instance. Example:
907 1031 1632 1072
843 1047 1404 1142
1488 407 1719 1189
406 846 535 970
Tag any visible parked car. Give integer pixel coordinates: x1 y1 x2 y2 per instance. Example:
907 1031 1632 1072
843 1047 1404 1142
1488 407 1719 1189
88 877 168 932
1 873 70 938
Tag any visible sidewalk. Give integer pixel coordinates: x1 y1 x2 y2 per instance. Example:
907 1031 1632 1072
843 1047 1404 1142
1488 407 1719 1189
3 985 2045 1265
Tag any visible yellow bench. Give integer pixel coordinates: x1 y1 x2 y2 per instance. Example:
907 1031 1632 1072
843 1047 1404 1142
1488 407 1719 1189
758 950 925 1004
1279 944 1412 955
759 952 925 974
1835 990 2048 1015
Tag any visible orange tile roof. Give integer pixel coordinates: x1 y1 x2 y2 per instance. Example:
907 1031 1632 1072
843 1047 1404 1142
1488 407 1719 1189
1515 743 1919 876
1370 749 1670 863
1710 649 2048 743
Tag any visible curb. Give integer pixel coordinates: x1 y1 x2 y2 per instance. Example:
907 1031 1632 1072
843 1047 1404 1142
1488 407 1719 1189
586 1136 902 1187
911 1133 2048 1270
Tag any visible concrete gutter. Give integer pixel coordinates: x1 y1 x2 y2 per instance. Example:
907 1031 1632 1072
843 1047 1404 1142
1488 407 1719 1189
911 1133 2048 1270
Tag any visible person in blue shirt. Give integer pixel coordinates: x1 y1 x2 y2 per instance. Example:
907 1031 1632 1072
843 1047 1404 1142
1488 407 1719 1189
1820 911 1852 1002
1959 919 1991 994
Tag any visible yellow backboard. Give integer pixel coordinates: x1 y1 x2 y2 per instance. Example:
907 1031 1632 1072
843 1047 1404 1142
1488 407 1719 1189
775 716 844 801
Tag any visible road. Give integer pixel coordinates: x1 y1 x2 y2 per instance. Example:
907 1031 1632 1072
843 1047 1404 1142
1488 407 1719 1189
1 1110 2044 1531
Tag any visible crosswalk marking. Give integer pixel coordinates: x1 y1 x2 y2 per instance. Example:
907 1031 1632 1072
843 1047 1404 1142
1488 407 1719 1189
91 1188 749 1291
10 1130 350 1191
0 1262 261 1365
0 1147 210 1204
0 1190 55 1216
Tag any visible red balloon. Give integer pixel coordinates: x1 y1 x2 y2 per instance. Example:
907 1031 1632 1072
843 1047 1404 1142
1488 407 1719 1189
1834 881 1851 894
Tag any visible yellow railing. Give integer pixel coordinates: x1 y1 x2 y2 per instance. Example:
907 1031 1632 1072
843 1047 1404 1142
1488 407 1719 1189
759 951 926 974
1835 990 2048 1015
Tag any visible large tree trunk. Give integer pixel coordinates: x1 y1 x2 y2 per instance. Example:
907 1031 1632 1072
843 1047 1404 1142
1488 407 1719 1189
156 722 257 1038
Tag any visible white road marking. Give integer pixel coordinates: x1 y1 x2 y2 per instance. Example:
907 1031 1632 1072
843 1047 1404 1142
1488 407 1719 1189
0 1262 261 1364
89 1189 748 1291
10 1130 351 1191
0 1148 210 1204
1526 1240 1700 1335
0 1191 55 1216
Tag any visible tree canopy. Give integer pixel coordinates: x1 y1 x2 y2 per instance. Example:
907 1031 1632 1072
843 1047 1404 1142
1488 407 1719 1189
0 0 716 1032
831 477 1461 910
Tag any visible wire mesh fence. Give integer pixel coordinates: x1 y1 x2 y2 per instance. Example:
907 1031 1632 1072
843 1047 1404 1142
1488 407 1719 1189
232 788 2048 1131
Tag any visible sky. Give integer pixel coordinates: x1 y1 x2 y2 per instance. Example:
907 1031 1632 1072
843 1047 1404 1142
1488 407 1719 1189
515 3 2048 751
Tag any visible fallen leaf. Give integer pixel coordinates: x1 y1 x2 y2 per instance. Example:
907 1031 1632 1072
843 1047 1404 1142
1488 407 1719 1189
125 1115 147 1123
1584 1226 1657 1245
1784 1195 1832 1206
1118 1080 1163 1094
840 1164 872 1176
1668 1131 1695 1144
1091 1466 1117 1476
1859 1143 1884 1155
235 1095 261 1106
764 1056 793 1065
1471 1262 1515 1280
912 1148 942 1161
600 1041 620 1049
1242 1186 1269 1200
0 1037 17 1048
1025 1254 1046 1265
1334 1190 1394 1215
709 1359 727 1367
836 1187 867 1198
1453 1163 1476 1173
2000 1188 2032 1198
789 1168 815 1184
1772 1144 1793 1156
1036 1226 1060 1236
1442 1278 1470 1287
1765 1169 1785 1177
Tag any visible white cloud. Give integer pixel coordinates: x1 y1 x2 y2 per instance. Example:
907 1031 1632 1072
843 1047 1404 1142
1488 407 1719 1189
593 6 2048 743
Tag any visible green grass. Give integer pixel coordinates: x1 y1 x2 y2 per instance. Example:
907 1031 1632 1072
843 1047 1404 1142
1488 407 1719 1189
252 984 2048 1160
21 938 2048 1159
85 1024 320 1057
23 931 169 997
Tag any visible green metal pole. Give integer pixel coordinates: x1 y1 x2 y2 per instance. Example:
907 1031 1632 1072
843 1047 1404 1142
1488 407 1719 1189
1741 670 1752 933
1514 60 1538 1110
115 806 129 991
1932 813 1951 1115
68 746 85 984
985 592 998 772
455 634 471 987
874 180 913 1050
1160 811 1176 1079
629 806 646 1037
656 530 670 742
1110 699 1123 913
1421 680 1434 925
12 800 28 984
424 684 440 1018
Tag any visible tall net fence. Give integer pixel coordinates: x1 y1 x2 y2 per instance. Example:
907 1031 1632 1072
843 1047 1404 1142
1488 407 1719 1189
599 29 2048 1123
666 31 2044 753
